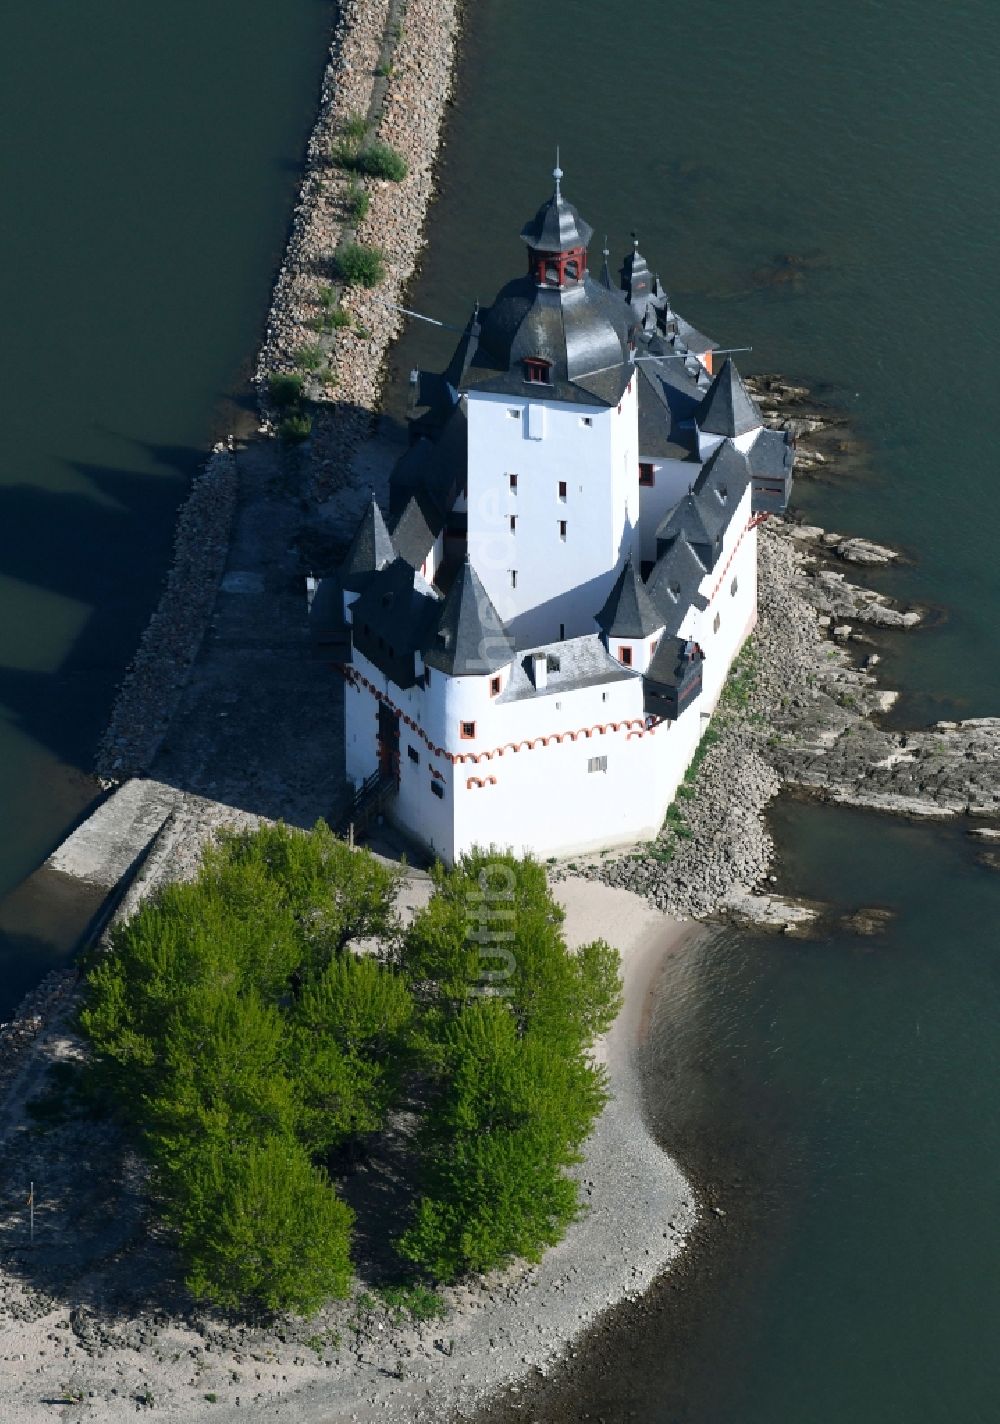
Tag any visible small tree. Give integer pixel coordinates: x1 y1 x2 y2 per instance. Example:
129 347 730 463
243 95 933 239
399 1000 607 1278
178 1136 354 1314
398 850 622 1279
290 953 413 1154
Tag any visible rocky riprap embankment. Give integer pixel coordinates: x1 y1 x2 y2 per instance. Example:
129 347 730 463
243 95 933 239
255 0 462 493
0 972 77 1097
95 0 463 787
94 444 237 784
579 386 1000 925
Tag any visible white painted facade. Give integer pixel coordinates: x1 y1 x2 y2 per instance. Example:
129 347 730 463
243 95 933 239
333 186 786 865
341 433 762 865
465 380 640 647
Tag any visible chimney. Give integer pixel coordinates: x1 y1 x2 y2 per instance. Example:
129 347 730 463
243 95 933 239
532 651 548 691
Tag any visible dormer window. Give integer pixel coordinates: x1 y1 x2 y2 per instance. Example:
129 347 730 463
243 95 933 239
524 357 552 385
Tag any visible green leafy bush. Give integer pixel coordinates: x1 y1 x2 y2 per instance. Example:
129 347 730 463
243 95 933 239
267 372 303 409
333 242 385 288
332 138 407 183
279 413 313 445
354 141 407 182
342 112 368 143
295 343 324 372
348 178 370 223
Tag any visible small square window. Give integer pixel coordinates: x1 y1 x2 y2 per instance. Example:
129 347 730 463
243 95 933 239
431 779 444 799
581 416 593 428
509 473 518 492
713 612 721 634
407 745 419 763
510 514 517 533
490 675 501 697
460 721 476 739
601 691 608 702
507 408 521 420
510 570 518 588
559 520 567 540
639 463 655 487
558 480 567 499
619 645 633 667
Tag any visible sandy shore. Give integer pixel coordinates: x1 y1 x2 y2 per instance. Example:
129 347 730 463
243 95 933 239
0 875 698 1423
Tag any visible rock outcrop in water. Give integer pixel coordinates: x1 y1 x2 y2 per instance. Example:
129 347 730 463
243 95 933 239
579 383 1000 923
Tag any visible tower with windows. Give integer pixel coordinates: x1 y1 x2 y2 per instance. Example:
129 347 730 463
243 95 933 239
457 166 641 646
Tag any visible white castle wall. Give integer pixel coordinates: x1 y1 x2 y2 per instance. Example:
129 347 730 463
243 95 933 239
686 485 759 706
636 456 699 565
465 381 640 647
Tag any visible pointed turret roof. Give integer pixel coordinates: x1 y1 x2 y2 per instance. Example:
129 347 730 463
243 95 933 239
595 558 663 640
520 164 593 253
422 557 515 677
340 494 395 589
697 357 762 438
694 437 752 506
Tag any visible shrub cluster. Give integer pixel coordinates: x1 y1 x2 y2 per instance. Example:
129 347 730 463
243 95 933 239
332 136 408 183
80 823 403 1314
80 830 621 1314
266 372 313 444
332 242 386 289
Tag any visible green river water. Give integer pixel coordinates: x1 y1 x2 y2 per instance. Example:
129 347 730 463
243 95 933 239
3 0 1000 1418
0 0 333 1006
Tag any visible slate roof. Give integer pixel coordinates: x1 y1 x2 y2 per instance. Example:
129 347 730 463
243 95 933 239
675 315 718 360
693 438 752 507
391 486 444 571
646 635 701 693
636 348 703 459
390 401 469 522
497 634 634 702
747 425 794 478
645 533 710 636
466 274 634 407
339 495 395 590
697 357 762 438
657 489 727 564
422 557 514 677
351 558 439 640
595 557 664 639
520 184 593 253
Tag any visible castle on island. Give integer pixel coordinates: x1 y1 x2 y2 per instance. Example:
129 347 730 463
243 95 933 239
310 166 793 863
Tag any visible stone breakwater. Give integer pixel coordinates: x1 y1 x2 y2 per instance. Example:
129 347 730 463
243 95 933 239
94 444 237 784
254 0 462 493
97 0 463 783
